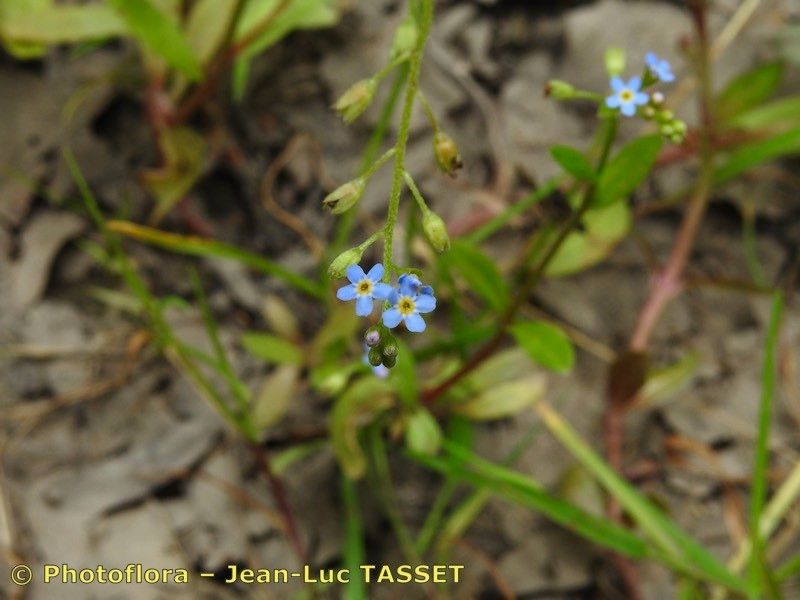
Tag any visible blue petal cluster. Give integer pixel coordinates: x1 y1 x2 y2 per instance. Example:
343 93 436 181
645 52 675 83
336 266 437 334
382 274 436 333
605 77 649 117
336 263 393 316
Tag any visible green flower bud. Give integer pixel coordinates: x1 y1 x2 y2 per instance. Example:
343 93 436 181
643 106 655 119
422 210 450 253
327 247 363 279
368 347 383 367
391 17 417 59
382 353 396 369
334 78 376 124
604 47 626 77
433 131 462 176
381 340 398 359
323 177 365 215
545 79 576 100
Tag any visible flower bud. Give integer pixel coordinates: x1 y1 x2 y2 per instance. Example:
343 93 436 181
381 353 396 369
545 79 576 100
368 347 383 367
651 92 665 105
381 340 398 359
364 327 381 347
604 47 626 77
433 131 462 176
323 178 365 215
642 106 655 119
422 211 450 253
327 247 363 279
391 17 417 59
334 78 376 123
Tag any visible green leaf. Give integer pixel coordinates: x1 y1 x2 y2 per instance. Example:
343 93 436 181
0 2 126 56
141 127 207 223
535 401 749 592
715 127 800 184
444 240 508 311
453 375 545 420
411 442 650 560
464 348 535 392
185 0 238 65
715 62 784 123
405 408 442 456
594 135 662 208
331 377 394 479
640 351 701 407
731 95 800 132
550 145 596 182
251 364 298 428
235 0 339 60
748 292 784 595
106 220 324 298
242 332 304 366
510 320 575 373
545 203 632 276
108 0 202 80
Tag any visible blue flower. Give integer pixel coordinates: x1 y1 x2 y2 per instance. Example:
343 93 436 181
382 276 436 333
336 263 393 316
605 77 649 117
645 52 674 83
362 345 389 378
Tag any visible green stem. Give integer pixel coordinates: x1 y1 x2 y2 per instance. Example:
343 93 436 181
382 0 434 280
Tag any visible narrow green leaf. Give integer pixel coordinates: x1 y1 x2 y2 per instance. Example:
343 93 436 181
107 220 325 298
444 240 508 311
235 0 338 59
341 476 367 600
550 145 596 182
535 402 749 593
411 442 650 560
185 0 238 65
252 364 298 429
748 292 784 596
715 127 800 184
510 320 576 373
715 62 784 123
594 135 662 208
242 332 304 366
732 95 800 132
0 4 125 50
108 0 202 80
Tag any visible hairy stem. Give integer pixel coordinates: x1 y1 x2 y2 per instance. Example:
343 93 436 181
382 0 434 279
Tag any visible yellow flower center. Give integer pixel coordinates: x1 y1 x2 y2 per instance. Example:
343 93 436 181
397 296 416 316
356 279 373 295
619 89 633 102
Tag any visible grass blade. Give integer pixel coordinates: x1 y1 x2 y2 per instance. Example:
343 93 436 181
107 220 324 298
410 441 650 560
535 401 749 593
748 292 785 598
341 475 368 600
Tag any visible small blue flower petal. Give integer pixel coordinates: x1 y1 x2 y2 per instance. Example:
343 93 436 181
628 76 642 91
383 308 403 328
346 264 366 284
634 92 649 105
605 94 621 109
372 283 393 300
620 102 637 117
646 52 674 82
610 76 625 93
415 294 436 313
367 263 384 282
399 273 421 296
405 313 426 332
388 288 400 305
336 285 357 301
355 295 373 316
420 285 434 297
